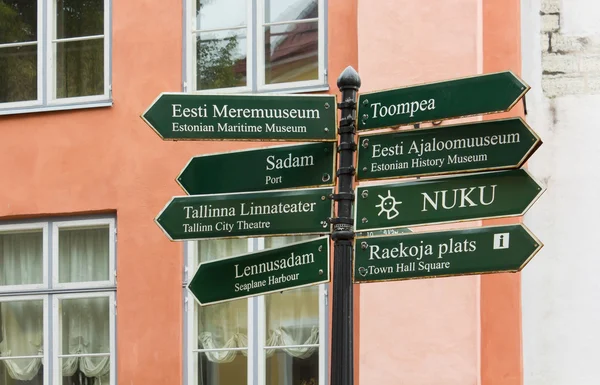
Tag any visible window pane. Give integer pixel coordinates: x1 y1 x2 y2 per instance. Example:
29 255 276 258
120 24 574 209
198 351 246 385
197 301 247 351
197 0 246 31
56 0 104 39
0 230 43 286
264 22 318 85
60 357 109 385
0 0 37 44
265 0 317 23
265 286 319 348
55 38 104 99
0 358 43 385
0 45 37 103
60 297 110 355
58 226 109 283
196 238 248 351
196 30 247 90
266 349 319 385
0 300 44 355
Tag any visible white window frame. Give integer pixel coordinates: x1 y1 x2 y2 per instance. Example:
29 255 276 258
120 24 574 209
185 0 327 94
0 294 49 385
0 0 112 116
52 291 116 385
184 237 328 385
51 218 116 290
0 222 49 293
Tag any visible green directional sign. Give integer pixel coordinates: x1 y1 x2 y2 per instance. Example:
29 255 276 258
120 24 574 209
156 187 333 240
355 169 544 232
357 118 542 181
353 224 542 283
188 236 330 305
142 93 337 141
178 142 337 195
357 71 529 131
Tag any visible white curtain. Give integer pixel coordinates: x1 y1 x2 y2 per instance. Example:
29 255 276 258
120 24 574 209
0 300 44 381
59 227 111 385
263 236 319 359
60 297 110 385
196 236 320 363
0 231 44 381
197 238 248 363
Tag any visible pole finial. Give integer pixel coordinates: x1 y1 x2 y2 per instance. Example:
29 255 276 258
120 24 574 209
337 66 361 90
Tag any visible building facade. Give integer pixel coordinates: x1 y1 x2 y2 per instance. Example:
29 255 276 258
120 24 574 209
0 0 596 385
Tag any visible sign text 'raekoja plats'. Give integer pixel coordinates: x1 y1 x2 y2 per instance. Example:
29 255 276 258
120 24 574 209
353 224 542 283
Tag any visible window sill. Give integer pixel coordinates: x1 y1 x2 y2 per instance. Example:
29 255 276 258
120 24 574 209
191 83 330 96
0 99 113 116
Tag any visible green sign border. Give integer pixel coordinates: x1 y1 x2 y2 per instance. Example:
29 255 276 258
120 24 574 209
352 224 543 284
177 142 338 195
188 236 331 306
354 169 546 232
355 117 542 182
141 92 338 142
356 71 530 131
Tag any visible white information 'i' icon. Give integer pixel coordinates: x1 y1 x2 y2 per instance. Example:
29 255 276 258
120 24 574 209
493 233 510 249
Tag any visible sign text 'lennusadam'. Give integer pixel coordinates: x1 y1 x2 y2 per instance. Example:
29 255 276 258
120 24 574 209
188 237 330 305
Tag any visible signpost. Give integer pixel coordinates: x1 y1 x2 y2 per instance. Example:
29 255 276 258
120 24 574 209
357 71 529 131
146 66 545 385
142 93 337 141
178 142 337 195
356 117 542 181
188 236 330 305
155 187 333 240
355 169 545 232
353 224 542 283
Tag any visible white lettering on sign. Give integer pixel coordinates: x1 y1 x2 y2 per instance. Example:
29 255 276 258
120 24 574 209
421 185 497 212
370 99 436 119
266 153 314 170
234 251 315 279
213 105 320 120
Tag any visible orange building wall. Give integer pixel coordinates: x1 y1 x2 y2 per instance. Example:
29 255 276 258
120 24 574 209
0 0 524 384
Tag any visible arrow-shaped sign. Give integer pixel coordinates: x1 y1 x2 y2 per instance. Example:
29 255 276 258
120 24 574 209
156 187 333 241
178 142 337 195
141 93 337 141
188 236 330 306
355 169 545 232
353 224 542 283
357 71 529 131
356 117 542 181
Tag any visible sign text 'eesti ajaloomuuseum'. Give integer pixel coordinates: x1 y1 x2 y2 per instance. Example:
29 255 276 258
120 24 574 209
356 117 542 181
357 71 529 130
353 224 542 283
355 169 545 232
142 93 337 141
188 236 330 305
156 187 333 240
178 142 337 195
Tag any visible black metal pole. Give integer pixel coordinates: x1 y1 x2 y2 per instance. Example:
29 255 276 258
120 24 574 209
330 66 360 385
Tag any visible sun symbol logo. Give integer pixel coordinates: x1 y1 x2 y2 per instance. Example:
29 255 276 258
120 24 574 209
376 190 402 220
